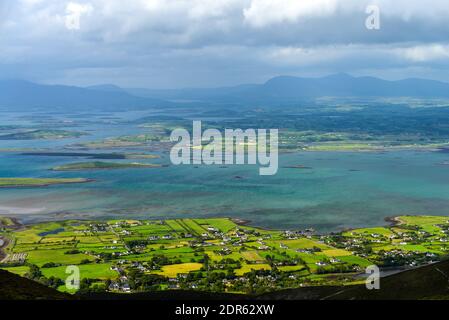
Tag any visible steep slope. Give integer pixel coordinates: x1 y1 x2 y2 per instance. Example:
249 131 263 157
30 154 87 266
0 269 73 300
258 260 449 300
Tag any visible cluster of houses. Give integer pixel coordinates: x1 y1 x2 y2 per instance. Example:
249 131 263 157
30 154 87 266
217 247 232 256
1 252 27 264
148 234 174 241
319 225 448 268
377 249 439 267
108 275 131 293
92 220 449 293
282 228 315 240
89 223 109 233
110 221 143 228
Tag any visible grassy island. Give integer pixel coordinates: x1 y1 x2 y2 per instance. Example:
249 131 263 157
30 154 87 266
0 130 86 140
0 178 92 188
52 161 162 171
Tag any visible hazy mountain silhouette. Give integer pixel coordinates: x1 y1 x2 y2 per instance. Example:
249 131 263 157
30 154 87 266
0 79 171 110
2 74 449 110
127 73 449 104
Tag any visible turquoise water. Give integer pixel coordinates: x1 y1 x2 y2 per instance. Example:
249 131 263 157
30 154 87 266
1 111 449 232
1 149 449 232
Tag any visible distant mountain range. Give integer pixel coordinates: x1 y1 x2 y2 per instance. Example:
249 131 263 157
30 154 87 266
2 74 449 110
126 73 449 104
0 79 170 111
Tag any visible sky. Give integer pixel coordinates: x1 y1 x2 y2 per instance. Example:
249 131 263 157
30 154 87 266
1 0 449 89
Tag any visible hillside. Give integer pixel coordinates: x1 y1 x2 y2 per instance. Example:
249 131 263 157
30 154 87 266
0 269 72 300
2 260 449 300
258 259 449 300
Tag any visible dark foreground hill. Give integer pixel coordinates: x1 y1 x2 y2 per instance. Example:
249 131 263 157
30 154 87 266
0 269 72 300
259 259 449 300
2 259 449 300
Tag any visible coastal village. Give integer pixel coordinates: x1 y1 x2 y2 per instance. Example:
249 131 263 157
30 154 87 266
1 215 448 294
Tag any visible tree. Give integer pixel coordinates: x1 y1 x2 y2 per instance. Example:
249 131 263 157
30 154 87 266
26 264 42 280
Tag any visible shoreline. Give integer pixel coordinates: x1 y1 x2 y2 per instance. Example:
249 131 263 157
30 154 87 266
384 215 404 227
280 144 448 154
2 213 418 235
5 213 449 238
0 178 95 189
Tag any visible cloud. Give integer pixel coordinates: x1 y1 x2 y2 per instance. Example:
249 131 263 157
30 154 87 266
1 0 449 87
242 0 449 28
65 2 93 30
243 0 340 27
398 44 449 62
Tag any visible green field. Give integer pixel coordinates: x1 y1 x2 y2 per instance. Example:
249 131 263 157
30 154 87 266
2 215 449 295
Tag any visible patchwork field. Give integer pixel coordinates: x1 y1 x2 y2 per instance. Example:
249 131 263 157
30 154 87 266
1 215 449 294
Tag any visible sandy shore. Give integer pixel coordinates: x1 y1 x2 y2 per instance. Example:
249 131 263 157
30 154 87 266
384 216 404 227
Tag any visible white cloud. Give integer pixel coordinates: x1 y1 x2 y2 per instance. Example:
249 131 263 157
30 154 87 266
398 44 449 62
243 0 339 27
372 0 449 21
243 0 449 27
65 2 93 30
19 0 45 7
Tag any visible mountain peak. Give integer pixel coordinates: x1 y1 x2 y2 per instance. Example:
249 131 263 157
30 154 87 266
323 72 354 80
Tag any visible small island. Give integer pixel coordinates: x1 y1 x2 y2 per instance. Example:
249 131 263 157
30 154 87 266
283 165 313 169
20 152 159 160
0 178 92 188
71 133 167 149
0 130 86 140
52 161 162 171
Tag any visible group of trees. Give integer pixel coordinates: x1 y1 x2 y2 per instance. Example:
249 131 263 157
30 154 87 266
127 268 167 291
25 264 64 289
